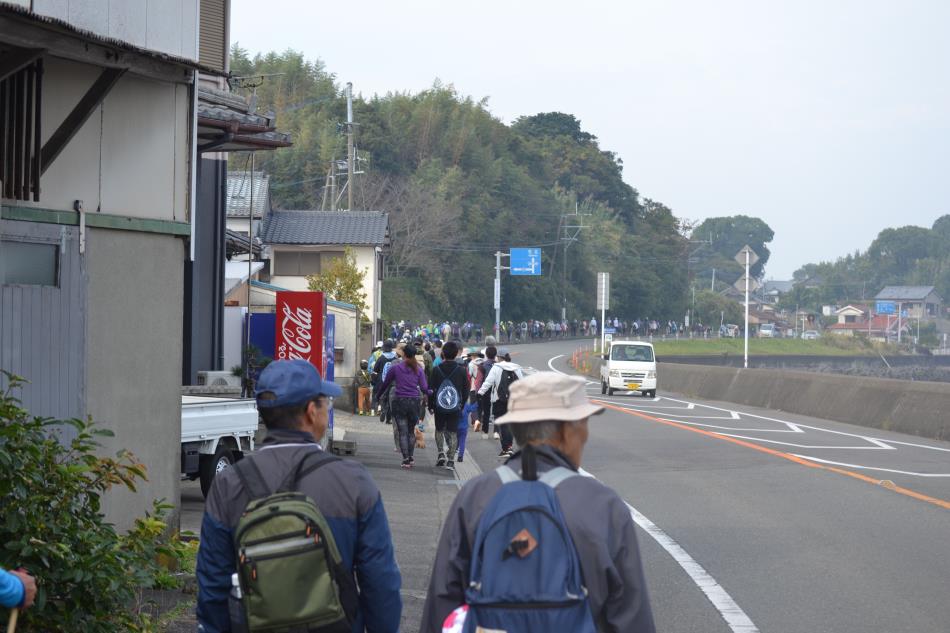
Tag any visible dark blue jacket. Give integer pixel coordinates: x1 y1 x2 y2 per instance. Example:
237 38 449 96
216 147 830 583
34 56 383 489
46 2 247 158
196 428 402 633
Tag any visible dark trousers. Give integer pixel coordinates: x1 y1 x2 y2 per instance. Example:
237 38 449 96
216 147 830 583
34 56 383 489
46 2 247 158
392 397 419 459
492 399 513 450
479 392 493 434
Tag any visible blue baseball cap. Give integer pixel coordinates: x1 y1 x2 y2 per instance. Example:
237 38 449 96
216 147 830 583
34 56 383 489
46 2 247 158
255 359 342 408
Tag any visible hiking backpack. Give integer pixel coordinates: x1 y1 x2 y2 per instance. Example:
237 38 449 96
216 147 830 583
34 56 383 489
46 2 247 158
462 447 596 633
495 368 519 402
434 364 463 415
231 450 358 633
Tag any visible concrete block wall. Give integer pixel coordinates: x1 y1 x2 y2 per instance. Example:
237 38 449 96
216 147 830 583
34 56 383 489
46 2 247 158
654 362 950 441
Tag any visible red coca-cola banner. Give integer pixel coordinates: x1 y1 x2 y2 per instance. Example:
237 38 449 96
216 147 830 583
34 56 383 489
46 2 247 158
275 291 325 373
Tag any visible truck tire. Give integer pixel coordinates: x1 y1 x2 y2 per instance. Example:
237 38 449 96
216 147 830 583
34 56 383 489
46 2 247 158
607 387 615 396
200 445 234 498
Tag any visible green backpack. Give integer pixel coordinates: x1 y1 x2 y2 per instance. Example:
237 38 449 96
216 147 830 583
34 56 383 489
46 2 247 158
231 450 358 632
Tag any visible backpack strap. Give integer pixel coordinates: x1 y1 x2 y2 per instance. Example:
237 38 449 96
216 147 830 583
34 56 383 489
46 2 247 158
232 456 270 501
495 465 520 484
539 466 578 489
276 448 340 493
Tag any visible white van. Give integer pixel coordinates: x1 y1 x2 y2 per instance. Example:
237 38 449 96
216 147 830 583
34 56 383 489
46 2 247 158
600 340 658 397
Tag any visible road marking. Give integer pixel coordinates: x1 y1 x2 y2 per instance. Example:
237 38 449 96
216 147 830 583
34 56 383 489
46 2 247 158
594 399 950 511
791 455 950 478
547 354 760 631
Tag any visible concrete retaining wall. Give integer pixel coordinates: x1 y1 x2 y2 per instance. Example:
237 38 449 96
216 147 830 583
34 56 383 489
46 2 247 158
655 362 950 441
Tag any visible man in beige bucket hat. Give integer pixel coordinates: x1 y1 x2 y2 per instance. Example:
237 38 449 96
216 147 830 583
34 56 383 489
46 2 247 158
420 372 656 633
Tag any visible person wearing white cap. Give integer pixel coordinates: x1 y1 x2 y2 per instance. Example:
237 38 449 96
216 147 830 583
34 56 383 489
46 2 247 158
420 372 656 633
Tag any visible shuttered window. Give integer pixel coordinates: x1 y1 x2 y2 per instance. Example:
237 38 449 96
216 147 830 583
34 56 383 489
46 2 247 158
199 0 227 72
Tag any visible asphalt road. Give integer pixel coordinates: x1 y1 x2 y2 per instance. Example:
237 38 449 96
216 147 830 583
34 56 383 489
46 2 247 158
463 339 950 633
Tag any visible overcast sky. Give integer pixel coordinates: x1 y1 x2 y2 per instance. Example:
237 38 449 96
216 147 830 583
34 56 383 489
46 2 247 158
231 0 949 279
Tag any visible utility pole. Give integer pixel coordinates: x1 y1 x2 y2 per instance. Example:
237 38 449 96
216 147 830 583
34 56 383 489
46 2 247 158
711 268 716 292
744 249 750 368
346 82 355 211
494 251 510 339
558 201 589 320
329 156 336 211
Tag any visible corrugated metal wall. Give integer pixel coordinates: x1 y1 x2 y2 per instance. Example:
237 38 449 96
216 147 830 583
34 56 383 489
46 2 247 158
0 220 85 426
199 0 227 72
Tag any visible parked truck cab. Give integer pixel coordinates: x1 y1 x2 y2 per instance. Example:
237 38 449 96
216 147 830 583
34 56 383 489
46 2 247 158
600 341 658 398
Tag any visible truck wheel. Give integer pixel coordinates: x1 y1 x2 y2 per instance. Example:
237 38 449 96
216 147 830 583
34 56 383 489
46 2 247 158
200 445 234 498
601 380 607 395
648 390 657 399
607 387 615 396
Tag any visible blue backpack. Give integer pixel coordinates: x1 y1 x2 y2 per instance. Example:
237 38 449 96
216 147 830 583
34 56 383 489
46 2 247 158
463 447 596 633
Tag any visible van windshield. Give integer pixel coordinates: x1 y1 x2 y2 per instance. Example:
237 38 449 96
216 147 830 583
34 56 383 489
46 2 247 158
610 345 654 362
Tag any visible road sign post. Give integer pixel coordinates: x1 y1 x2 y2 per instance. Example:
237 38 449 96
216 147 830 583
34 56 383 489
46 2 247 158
597 272 610 352
734 245 760 369
493 248 541 340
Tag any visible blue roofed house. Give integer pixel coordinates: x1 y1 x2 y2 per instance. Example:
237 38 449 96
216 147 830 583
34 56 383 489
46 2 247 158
874 286 943 320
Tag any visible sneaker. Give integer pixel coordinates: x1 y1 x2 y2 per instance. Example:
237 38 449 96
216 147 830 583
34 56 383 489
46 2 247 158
436 453 446 467
409 457 415 466
504 449 515 457
446 460 455 470
457 456 464 463
401 458 411 469
493 432 500 440
498 449 509 457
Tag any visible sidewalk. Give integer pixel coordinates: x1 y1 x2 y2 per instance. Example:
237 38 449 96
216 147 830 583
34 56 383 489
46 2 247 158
174 409 480 632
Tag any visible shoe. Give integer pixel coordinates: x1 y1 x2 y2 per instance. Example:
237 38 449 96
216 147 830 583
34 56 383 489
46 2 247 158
493 432 500 440
504 449 515 457
401 459 411 469
457 456 464 463
498 449 509 457
446 461 455 470
436 453 446 467
409 457 415 466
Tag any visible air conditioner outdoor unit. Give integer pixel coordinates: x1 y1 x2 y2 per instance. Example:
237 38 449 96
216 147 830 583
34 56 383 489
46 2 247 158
197 370 242 387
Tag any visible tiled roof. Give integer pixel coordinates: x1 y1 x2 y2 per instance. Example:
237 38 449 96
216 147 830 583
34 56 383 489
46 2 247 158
874 286 939 301
227 172 269 217
261 211 389 246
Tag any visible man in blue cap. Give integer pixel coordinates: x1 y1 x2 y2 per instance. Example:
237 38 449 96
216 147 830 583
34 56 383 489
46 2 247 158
196 359 402 633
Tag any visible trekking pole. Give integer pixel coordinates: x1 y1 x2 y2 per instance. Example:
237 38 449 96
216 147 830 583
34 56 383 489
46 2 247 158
7 608 18 633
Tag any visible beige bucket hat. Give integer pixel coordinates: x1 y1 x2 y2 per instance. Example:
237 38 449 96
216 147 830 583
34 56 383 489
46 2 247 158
494 373 604 425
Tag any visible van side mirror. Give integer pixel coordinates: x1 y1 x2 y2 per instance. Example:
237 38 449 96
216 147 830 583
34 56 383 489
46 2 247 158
601 354 609 360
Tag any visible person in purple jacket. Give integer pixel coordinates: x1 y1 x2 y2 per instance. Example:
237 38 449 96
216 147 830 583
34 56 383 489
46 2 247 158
380 344 430 468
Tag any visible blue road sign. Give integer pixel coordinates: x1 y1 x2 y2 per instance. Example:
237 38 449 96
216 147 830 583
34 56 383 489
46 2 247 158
510 248 542 275
876 301 896 315
604 327 616 334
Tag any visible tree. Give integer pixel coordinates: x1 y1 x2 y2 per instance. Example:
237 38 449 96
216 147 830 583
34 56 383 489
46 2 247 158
690 215 775 279
307 248 369 321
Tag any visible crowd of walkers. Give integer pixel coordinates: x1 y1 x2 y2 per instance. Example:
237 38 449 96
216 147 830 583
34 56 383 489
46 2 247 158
388 315 712 343
196 339 657 633
367 335 524 470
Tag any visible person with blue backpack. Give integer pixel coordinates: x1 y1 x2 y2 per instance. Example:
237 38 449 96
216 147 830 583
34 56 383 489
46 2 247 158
420 372 656 633
427 340 469 469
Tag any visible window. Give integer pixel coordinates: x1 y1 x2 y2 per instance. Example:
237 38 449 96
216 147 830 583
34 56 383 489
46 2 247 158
274 251 324 276
610 345 654 362
1 240 58 286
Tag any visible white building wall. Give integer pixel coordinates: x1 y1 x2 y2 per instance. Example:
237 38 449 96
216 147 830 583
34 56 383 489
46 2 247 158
269 245 379 322
20 57 190 222
30 0 199 61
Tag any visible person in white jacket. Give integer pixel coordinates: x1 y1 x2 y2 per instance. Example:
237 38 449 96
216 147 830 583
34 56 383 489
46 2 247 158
478 349 524 456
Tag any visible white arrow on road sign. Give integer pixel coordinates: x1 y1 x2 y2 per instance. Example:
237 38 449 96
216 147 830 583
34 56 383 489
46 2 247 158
734 245 760 267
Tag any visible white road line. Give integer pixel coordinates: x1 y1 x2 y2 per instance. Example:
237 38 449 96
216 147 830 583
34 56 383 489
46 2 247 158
549 354 759 632
577 468 760 633
790 455 950 477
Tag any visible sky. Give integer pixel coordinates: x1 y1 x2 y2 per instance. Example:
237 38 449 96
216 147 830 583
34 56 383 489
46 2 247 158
231 0 950 280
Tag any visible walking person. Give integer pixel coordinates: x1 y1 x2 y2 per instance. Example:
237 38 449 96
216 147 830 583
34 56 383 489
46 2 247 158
380 343 429 468
356 360 373 415
476 346 497 438
427 341 469 469
197 359 402 633
372 340 398 419
420 373 655 633
477 348 523 457
457 395 479 463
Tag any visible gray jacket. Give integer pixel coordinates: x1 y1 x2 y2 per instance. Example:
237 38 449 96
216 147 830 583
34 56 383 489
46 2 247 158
420 444 655 633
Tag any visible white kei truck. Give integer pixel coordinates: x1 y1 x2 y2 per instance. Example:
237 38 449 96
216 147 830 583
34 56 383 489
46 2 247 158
600 340 658 398
180 396 259 497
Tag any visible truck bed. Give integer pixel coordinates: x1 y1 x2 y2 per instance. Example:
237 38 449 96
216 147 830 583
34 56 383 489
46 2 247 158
181 396 259 444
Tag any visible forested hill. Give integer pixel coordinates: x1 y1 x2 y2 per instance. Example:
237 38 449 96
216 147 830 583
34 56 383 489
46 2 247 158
230 48 689 322
780 217 950 312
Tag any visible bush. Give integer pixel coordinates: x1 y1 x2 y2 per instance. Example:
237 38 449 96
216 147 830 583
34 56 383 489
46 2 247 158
0 371 189 631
